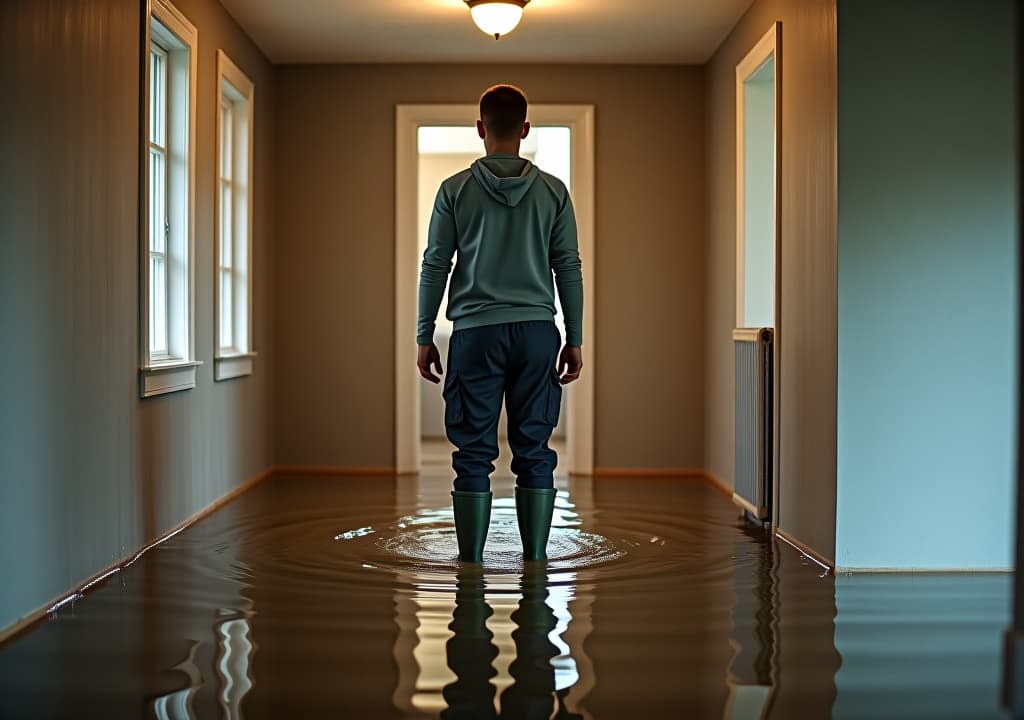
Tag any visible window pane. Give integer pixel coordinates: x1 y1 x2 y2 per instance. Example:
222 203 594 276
220 100 233 180
234 267 246 350
220 180 232 269
220 268 233 349
151 255 167 354
741 60 776 328
149 50 158 142
149 149 165 253
150 46 165 146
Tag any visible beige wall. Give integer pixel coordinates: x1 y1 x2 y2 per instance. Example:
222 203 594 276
0 0 276 630
274 64 706 470
704 0 838 559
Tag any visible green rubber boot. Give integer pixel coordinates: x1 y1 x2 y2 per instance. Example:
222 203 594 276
515 487 558 561
451 490 492 563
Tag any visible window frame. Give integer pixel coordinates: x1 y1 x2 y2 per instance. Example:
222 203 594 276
149 40 170 359
735 22 781 331
219 97 235 351
214 50 257 381
140 0 199 397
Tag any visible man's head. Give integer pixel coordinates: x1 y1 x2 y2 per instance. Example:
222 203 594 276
477 84 530 147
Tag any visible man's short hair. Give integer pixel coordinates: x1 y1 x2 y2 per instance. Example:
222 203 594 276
479 84 528 140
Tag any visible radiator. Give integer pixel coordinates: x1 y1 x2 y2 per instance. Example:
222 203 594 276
733 328 774 522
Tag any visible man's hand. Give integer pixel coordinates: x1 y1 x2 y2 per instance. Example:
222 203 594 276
418 344 444 383
558 345 583 385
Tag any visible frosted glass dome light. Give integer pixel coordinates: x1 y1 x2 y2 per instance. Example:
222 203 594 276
466 0 530 40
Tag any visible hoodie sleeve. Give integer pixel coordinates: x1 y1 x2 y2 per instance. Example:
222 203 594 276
550 192 584 347
417 185 457 345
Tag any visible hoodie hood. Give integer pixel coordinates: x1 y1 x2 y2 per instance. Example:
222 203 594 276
470 155 540 207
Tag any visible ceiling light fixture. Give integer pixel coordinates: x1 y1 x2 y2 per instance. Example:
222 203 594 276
465 0 530 40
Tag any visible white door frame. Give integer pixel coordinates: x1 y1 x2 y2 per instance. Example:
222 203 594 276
395 104 595 476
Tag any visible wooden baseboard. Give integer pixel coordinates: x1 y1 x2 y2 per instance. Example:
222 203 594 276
0 467 274 647
273 465 396 477
775 527 835 572
701 472 733 498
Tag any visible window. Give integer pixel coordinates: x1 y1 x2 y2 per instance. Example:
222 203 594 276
214 51 256 381
141 0 198 397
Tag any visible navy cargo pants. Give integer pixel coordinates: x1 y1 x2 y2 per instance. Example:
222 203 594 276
444 321 562 492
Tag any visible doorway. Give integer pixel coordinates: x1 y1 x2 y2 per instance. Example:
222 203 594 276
394 104 595 476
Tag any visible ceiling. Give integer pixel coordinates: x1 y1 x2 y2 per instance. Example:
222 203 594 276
219 0 756 65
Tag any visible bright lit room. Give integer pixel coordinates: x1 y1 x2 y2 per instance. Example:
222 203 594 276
1 0 1021 717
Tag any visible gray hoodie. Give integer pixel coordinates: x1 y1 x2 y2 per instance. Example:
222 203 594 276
417 154 584 346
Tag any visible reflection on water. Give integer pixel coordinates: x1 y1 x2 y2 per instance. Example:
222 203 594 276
726 524 778 718
390 482 593 718
833 573 1010 719
0 474 1011 718
152 640 201 719
396 566 587 719
214 614 255 716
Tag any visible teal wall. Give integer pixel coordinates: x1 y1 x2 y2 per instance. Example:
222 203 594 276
836 0 1017 568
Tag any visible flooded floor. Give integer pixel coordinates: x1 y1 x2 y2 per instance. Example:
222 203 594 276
0 474 1011 718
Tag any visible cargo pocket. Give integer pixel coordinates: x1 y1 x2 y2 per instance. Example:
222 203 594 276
443 372 464 426
544 371 563 425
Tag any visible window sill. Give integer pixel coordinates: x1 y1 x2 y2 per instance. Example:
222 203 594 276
215 352 257 381
140 360 202 398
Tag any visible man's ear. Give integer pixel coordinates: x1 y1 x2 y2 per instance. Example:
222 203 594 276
477 120 486 140
521 121 531 140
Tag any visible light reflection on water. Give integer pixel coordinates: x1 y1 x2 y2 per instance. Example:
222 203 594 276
392 569 588 718
391 561 588 717
0 474 1012 719
385 478 596 717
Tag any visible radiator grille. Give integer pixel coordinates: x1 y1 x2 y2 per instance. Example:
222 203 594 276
734 328 773 521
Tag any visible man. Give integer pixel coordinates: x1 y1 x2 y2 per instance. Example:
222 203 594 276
417 84 584 563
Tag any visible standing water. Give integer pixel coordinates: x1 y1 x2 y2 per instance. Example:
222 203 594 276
0 474 1011 718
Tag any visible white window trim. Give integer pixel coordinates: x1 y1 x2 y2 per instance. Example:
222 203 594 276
214 50 257 382
148 41 170 359
141 0 199 397
735 22 780 330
